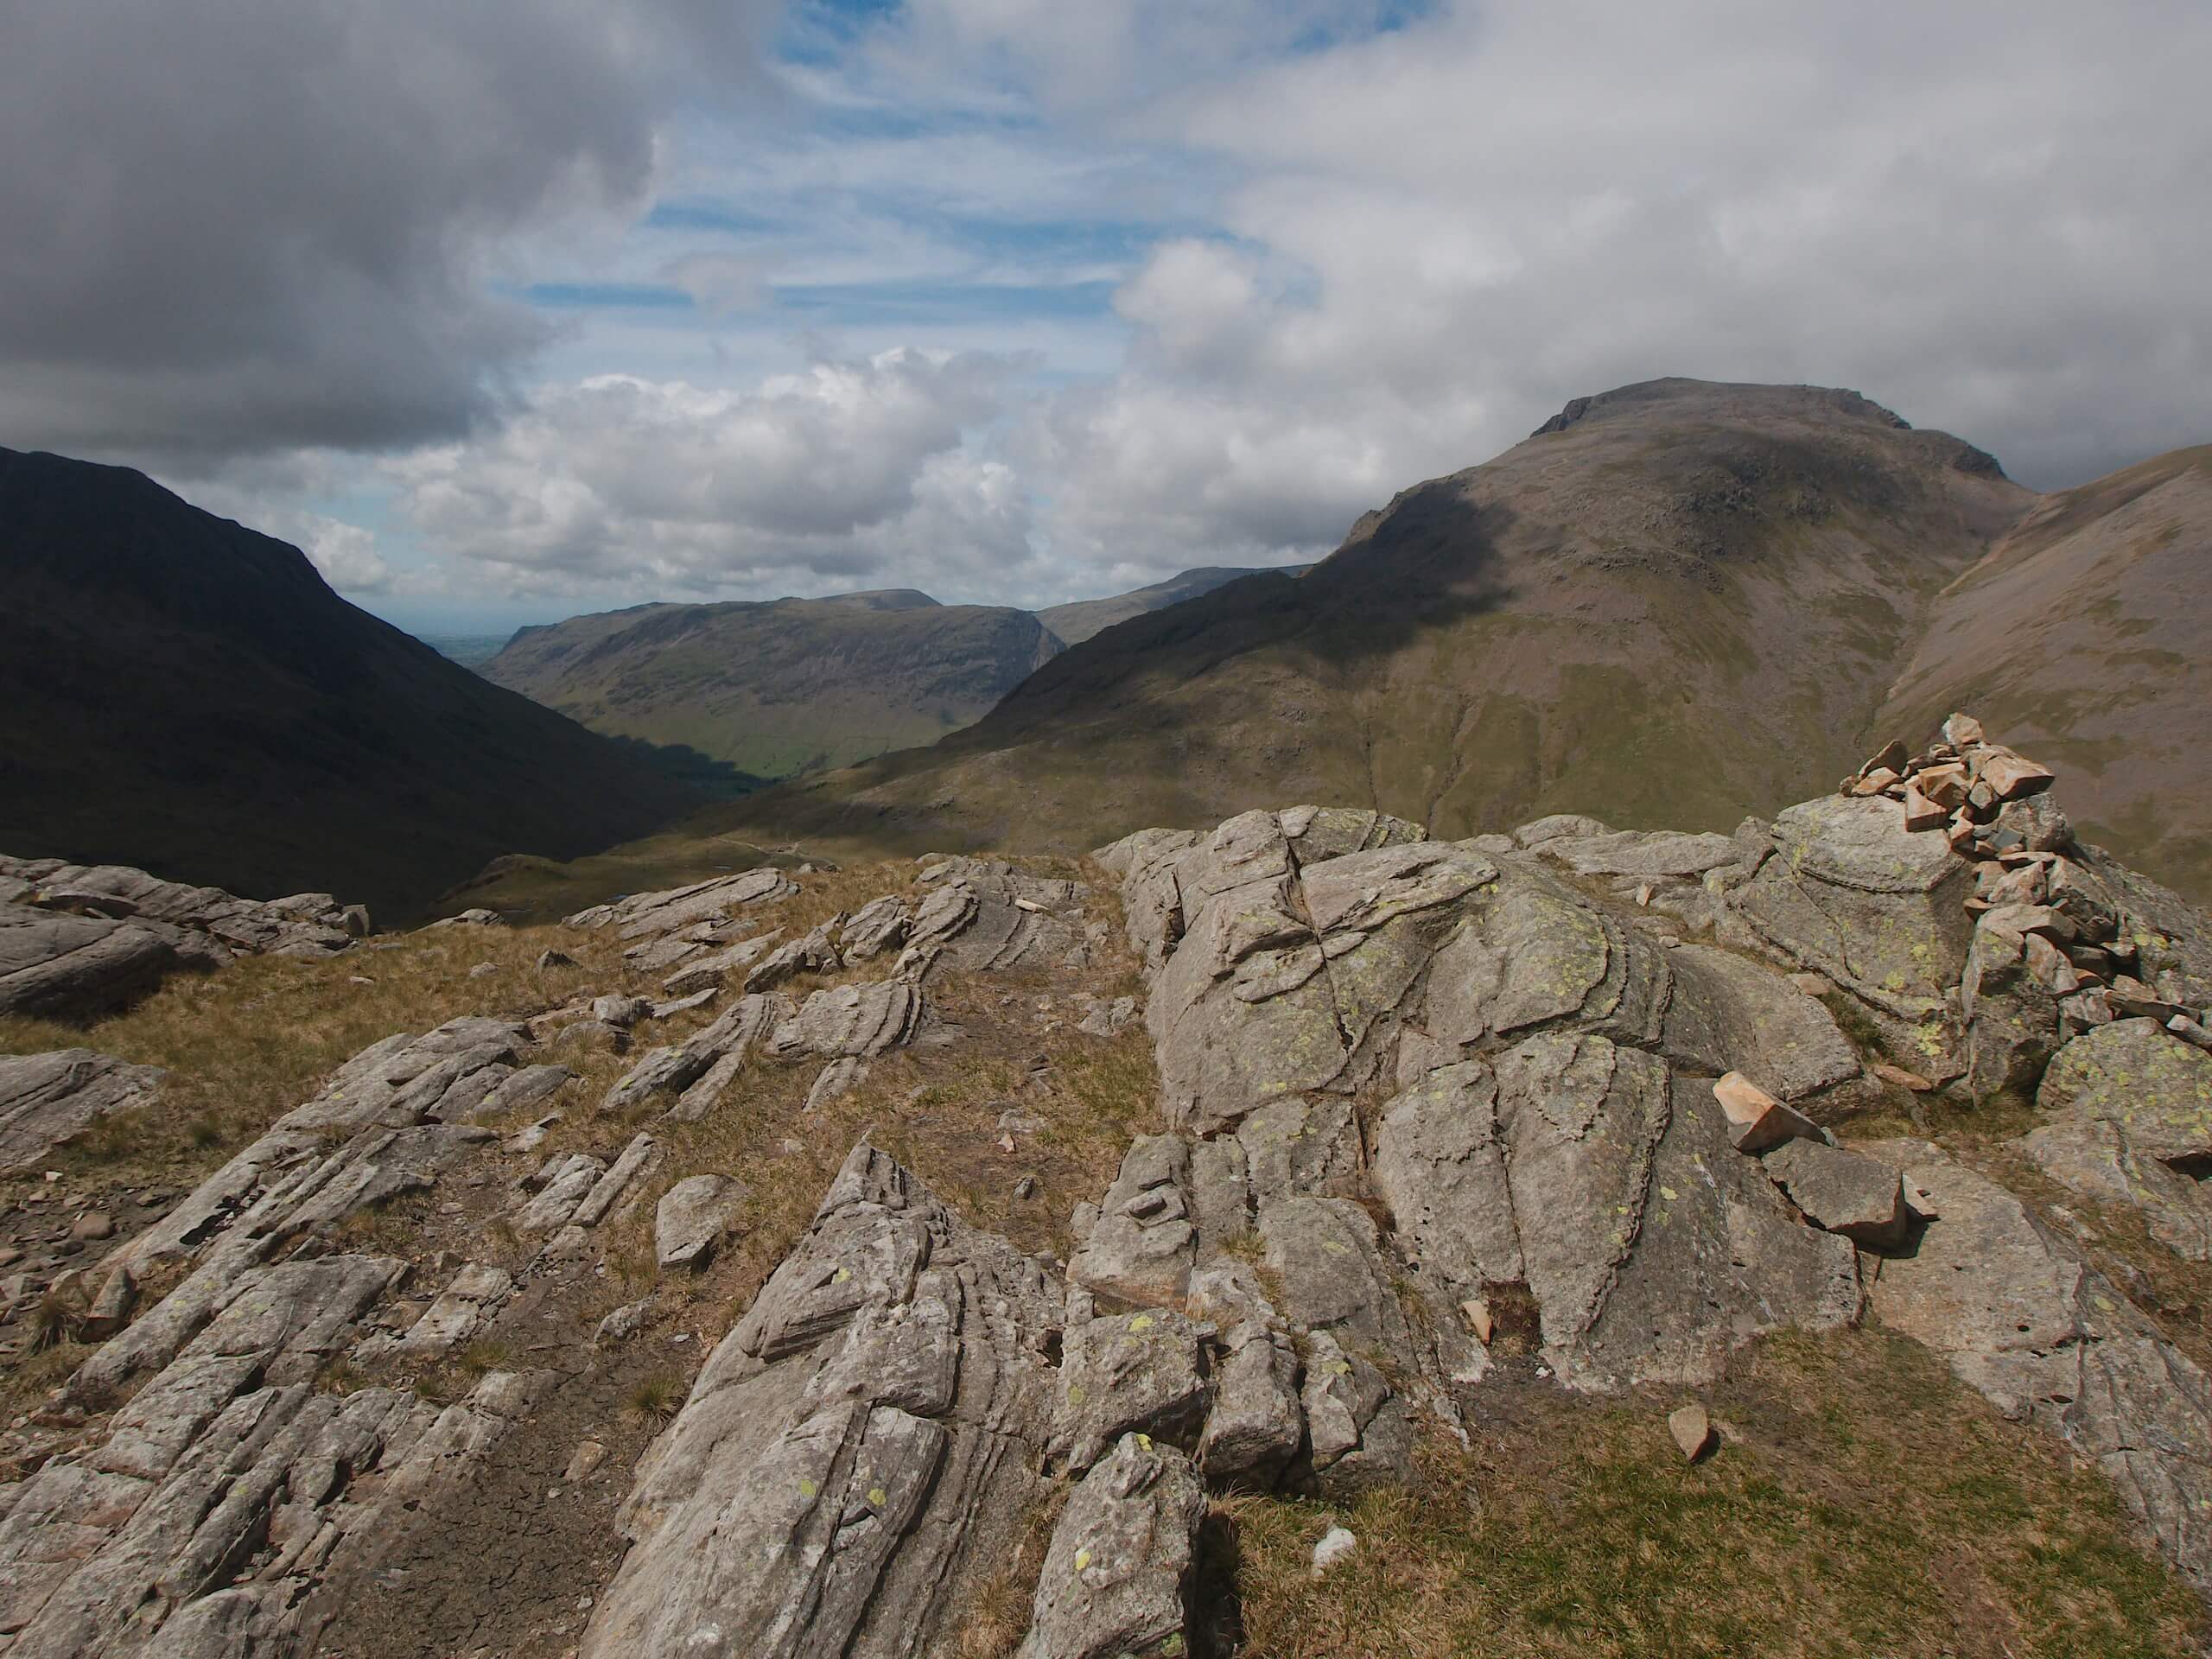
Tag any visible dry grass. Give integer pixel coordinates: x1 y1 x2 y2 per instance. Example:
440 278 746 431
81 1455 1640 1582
0 918 638 1191
957 1483 1069 1658
1213 1327 2203 1659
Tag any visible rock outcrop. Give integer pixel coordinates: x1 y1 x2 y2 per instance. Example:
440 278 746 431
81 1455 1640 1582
13 716 2212 1650
0 854 363 1020
0 1050 165 1175
581 1146 1065 1659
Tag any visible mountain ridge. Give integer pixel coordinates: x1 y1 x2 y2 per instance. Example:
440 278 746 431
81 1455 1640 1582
699 377 2079 877
0 446 696 920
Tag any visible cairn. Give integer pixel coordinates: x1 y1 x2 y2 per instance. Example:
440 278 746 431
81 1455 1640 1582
1847 713 2209 1049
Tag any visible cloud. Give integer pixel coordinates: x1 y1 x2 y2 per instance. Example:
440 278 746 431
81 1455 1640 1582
296 518 398 598
1016 0 2212 575
0 0 775 467
391 347 1037 598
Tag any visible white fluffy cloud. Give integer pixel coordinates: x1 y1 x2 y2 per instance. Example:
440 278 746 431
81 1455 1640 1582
1032 0 2212 572
391 349 1039 597
11 0 2212 614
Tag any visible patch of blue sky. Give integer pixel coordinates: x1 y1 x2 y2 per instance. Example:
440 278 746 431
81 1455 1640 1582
1286 0 1437 54
644 200 783 237
522 282 697 312
769 278 1118 326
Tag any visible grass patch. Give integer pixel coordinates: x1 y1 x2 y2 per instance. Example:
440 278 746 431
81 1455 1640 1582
1214 1327 2203 1658
0 918 636 1191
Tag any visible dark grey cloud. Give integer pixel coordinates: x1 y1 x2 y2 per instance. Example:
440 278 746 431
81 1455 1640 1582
0 1 773 466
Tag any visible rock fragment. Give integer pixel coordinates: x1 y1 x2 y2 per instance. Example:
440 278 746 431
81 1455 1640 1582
1669 1403 1715 1461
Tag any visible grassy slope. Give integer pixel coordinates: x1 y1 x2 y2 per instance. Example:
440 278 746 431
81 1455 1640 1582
482 592 1064 781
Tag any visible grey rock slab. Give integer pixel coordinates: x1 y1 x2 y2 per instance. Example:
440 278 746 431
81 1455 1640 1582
582 1144 1063 1659
572 1132 660 1229
765 980 923 1061
1187 1263 1302 1491
599 868 798 942
1299 1328 1413 1494
661 929 784 995
1259 1195 1409 1355
1051 1307 1209 1474
1661 944 1862 1106
1535 829 1743 880
1864 1138 2212 1595
743 922 842 992
0 1049 167 1174
1069 1135 1198 1306
1014 1433 1207 1659
475 1061 575 1120
515 1153 606 1234
0 902 176 1019
842 895 912 961
2022 1018 2212 1260
656 1173 746 1270
1731 794 1975 1036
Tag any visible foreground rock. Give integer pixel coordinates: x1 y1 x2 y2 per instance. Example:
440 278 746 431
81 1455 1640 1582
582 1146 1064 1658
0 853 363 1019
1016 1433 1207 1659
1866 1139 2212 1595
1096 805 1864 1399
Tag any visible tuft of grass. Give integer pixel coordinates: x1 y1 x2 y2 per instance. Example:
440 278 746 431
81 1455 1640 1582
1213 1326 2204 1658
456 1338 513 1378
626 1369 684 1425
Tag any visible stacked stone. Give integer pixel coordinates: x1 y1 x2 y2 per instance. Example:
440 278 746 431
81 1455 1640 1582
1848 713 2210 1053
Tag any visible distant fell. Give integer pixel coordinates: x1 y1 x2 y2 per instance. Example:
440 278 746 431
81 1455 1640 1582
708 378 2055 874
0 447 696 919
482 592 1063 785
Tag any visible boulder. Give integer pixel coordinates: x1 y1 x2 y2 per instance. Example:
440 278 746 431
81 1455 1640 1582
2021 1019 2212 1259
1186 1263 1302 1491
655 1173 746 1270
1051 1307 1209 1473
1863 1139 2212 1595
0 904 176 1019
1760 1138 1910 1249
582 1146 1064 1659
1014 1433 1207 1659
0 1049 167 1174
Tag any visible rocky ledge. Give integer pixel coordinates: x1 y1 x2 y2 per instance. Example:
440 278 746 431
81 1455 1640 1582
0 855 368 1021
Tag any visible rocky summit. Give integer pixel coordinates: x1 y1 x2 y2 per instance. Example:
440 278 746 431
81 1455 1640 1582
3 720 2212 1654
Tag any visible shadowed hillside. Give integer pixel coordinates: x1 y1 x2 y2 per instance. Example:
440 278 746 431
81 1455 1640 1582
1036 563 1312 645
0 447 696 919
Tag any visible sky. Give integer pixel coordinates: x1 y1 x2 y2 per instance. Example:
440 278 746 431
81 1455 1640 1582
4 1 2209 634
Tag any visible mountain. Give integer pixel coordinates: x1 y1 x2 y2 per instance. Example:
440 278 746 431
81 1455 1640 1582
0 446 696 920
1878 444 2212 899
480 589 1064 785
1035 563 1311 645
708 378 2055 868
